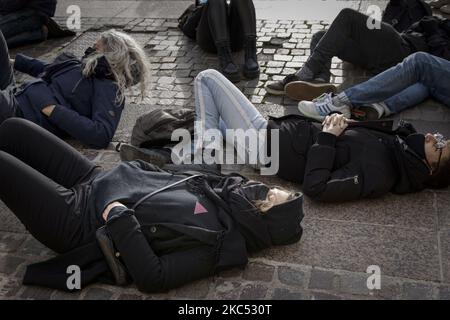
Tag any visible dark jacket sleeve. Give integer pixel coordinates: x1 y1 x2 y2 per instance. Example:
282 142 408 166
47 80 123 149
106 207 215 293
14 54 49 77
0 0 28 13
303 132 394 202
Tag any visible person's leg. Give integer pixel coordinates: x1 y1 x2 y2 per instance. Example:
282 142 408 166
301 8 411 78
0 150 88 253
0 9 47 48
0 118 99 188
0 30 14 90
229 0 259 79
338 52 450 108
382 84 430 114
196 5 218 53
309 30 331 82
195 69 267 132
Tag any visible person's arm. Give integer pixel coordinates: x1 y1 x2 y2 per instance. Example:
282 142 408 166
302 115 392 202
104 204 215 293
43 80 123 149
13 54 49 77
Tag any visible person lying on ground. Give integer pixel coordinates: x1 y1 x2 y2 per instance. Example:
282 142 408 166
295 52 450 121
0 117 304 292
0 29 151 149
265 8 450 101
120 69 450 199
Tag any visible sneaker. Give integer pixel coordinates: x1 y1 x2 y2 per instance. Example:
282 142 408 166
352 103 385 120
265 74 300 95
285 80 337 101
297 93 351 121
119 144 171 167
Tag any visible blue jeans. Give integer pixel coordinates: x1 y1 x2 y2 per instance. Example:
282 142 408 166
195 69 267 134
341 52 450 114
194 69 268 164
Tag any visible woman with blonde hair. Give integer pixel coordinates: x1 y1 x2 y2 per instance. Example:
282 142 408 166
0 29 151 148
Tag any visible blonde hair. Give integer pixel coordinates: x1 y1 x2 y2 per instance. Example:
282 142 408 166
254 187 295 213
82 29 151 104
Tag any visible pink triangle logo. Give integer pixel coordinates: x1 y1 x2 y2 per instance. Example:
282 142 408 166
194 202 208 215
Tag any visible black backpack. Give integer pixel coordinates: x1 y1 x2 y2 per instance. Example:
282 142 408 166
131 108 196 148
382 0 432 32
178 1 206 40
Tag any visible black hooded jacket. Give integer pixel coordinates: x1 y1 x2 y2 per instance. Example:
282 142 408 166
0 0 57 17
268 115 431 202
23 163 304 293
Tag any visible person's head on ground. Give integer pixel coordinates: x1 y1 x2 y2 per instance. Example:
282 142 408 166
83 29 151 104
424 133 450 189
254 187 296 213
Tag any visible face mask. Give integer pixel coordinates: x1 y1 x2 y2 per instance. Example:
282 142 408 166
83 46 97 59
405 133 426 160
241 182 270 202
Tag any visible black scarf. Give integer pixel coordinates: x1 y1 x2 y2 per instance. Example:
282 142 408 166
82 47 115 80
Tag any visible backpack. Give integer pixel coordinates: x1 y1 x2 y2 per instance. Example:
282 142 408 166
382 0 432 32
178 1 205 39
131 108 195 148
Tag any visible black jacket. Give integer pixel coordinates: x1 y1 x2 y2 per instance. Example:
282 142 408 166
402 16 450 60
23 163 304 293
0 0 57 17
268 115 431 202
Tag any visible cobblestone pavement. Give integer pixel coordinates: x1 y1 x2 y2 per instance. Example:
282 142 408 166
1 0 450 300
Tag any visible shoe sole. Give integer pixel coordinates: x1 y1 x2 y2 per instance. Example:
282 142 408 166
354 106 382 120
285 81 337 101
120 145 168 167
223 72 241 83
265 85 285 96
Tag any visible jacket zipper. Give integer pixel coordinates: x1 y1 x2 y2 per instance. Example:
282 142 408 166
328 175 359 185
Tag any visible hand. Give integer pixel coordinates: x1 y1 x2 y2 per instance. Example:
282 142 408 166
102 201 126 221
322 113 348 137
41 105 56 117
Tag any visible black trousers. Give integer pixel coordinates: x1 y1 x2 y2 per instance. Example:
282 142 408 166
305 8 413 76
196 0 257 53
0 30 21 124
0 118 103 254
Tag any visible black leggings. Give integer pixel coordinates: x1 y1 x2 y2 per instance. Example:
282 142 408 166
305 8 413 76
196 0 257 53
0 118 102 253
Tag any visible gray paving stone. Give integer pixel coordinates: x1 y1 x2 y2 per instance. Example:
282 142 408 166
174 280 210 299
277 266 309 288
308 269 337 291
20 286 54 300
271 288 309 300
83 287 115 300
401 282 437 300
239 283 268 300
242 262 275 282
0 255 26 275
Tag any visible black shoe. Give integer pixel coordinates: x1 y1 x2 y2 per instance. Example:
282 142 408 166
217 43 240 83
119 144 171 167
265 73 301 95
243 36 260 79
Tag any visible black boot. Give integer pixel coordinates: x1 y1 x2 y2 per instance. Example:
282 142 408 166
216 42 240 83
243 36 260 79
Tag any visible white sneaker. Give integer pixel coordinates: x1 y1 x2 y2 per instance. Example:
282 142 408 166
297 93 351 121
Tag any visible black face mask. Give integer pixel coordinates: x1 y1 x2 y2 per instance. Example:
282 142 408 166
241 182 270 202
405 133 426 160
82 47 114 80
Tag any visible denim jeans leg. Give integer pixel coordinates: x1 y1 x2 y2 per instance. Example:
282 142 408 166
194 69 268 163
383 83 430 114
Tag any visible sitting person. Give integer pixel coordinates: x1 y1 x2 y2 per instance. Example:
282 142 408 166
295 52 450 120
265 8 450 101
195 0 259 82
0 29 151 149
0 0 72 48
0 118 303 292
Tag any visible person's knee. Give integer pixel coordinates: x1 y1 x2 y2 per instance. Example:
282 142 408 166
197 69 222 82
0 118 37 140
337 8 358 20
406 52 432 65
